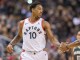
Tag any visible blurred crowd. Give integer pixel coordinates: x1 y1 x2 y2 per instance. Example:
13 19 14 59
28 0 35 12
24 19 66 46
0 0 80 60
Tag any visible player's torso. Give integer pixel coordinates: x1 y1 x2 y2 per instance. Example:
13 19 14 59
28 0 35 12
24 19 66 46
22 18 46 51
73 46 80 60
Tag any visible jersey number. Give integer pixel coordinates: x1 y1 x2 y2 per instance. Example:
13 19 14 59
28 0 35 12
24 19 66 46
29 32 37 39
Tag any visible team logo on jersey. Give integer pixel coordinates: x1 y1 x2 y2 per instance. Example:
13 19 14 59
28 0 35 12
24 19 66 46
25 23 28 25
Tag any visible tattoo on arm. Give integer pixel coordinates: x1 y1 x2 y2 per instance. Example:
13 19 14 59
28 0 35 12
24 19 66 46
9 21 24 46
9 34 22 46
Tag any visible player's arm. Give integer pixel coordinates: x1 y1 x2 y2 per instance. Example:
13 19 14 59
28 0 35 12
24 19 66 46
7 20 24 53
58 40 80 52
67 40 80 49
9 21 24 46
43 21 60 47
71 48 74 60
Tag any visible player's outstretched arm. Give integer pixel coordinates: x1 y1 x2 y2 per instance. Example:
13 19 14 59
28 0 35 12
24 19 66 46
67 40 80 49
59 40 80 52
43 21 60 47
59 31 80 52
6 20 24 53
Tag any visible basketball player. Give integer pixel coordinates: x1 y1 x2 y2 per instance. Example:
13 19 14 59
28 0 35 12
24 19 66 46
6 2 61 60
58 31 80 60
59 31 80 52
68 31 80 60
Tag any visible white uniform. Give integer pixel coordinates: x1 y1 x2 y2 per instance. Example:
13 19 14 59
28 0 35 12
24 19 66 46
20 18 48 60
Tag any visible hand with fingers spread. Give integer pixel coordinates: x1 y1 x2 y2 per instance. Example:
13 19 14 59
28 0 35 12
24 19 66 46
6 44 13 53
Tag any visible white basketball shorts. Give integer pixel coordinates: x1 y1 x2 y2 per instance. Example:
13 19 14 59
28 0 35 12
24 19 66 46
20 50 48 60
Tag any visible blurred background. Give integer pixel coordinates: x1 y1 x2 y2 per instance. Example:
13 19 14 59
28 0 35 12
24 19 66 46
0 0 80 60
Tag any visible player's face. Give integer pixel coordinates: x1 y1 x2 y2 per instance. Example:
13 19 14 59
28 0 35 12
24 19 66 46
32 5 43 18
77 31 80 40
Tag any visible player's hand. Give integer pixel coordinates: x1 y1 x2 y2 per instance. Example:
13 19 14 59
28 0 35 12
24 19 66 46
58 49 64 54
59 42 69 52
6 44 13 53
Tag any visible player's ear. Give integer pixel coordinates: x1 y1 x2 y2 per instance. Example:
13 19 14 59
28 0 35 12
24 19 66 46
32 8 35 12
32 8 34 12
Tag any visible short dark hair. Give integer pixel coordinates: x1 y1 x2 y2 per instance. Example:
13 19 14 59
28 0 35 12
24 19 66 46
30 1 42 12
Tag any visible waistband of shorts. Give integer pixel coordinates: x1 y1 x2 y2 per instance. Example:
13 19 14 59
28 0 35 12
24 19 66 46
22 49 43 53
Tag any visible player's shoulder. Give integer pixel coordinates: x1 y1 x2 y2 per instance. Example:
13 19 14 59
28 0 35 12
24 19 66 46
19 18 28 25
41 18 49 24
18 19 26 27
19 18 29 24
19 20 25 24
41 18 50 28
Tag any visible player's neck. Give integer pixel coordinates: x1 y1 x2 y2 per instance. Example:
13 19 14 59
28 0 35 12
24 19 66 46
30 15 39 22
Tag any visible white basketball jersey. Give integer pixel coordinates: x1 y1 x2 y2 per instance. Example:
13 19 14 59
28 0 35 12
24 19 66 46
22 18 46 51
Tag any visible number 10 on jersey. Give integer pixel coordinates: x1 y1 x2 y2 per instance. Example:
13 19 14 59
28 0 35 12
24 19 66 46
29 32 37 39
